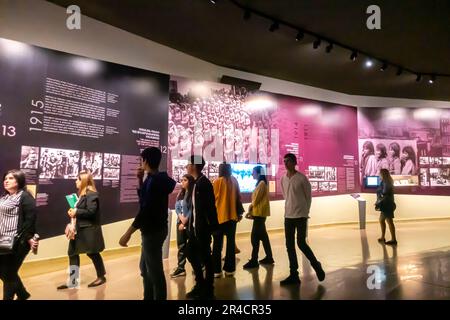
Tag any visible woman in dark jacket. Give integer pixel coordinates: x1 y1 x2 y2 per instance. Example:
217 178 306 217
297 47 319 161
376 169 397 245
0 169 38 300
57 170 106 289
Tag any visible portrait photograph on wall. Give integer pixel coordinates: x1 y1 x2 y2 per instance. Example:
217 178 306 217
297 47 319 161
358 107 450 194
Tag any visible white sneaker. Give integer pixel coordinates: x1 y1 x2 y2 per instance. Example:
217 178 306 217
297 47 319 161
214 272 223 278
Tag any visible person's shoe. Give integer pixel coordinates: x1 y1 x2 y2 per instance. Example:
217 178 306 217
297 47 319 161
312 262 326 282
259 257 275 265
378 238 386 243
214 272 223 278
170 267 186 278
16 291 31 300
243 260 259 269
280 274 301 286
186 286 202 299
88 276 106 288
57 284 69 290
224 271 235 277
385 240 398 246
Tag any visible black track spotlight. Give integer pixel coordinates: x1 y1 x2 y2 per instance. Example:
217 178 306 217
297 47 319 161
313 38 321 49
325 43 333 53
396 67 403 76
429 75 436 84
243 9 251 21
416 74 422 82
295 31 304 42
350 51 358 61
210 0 217 4
269 21 279 32
380 62 388 71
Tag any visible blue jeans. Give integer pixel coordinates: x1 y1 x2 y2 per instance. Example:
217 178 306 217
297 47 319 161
140 229 167 300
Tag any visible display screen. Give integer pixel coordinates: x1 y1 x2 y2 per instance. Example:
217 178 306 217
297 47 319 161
230 163 266 193
365 176 380 188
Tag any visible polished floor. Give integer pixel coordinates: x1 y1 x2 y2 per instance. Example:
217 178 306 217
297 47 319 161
4 219 450 300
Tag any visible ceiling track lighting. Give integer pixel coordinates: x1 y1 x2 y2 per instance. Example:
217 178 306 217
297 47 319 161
233 5 450 82
313 38 321 49
429 75 436 84
269 21 279 32
243 9 251 20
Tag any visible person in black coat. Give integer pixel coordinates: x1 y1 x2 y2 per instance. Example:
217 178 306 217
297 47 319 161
57 170 106 289
376 169 398 246
0 169 38 300
185 155 219 300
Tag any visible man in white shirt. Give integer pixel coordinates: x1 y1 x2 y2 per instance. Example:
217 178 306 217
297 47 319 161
280 153 325 285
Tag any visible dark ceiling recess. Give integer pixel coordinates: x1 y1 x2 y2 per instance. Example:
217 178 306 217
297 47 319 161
220 76 262 91
47 0 450 101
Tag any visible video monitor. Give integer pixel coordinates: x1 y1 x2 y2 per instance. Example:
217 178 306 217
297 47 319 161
365 176 380 188
230 163 267 193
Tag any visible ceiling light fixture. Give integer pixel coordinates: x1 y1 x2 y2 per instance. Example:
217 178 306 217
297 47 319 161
295 31 304 42
365 60 373 68
416 74 422 82
396 67 403 76
325 43 333 53
429 75 436 84
313 38 321 49
243 9 251 21
380 62 388 71
350 51 358 61
269 21 279 32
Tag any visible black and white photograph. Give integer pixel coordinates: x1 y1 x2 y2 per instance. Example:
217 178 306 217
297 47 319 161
171 159 188 183
420 168 429 186
329 181 338 191
308 166 325 181
20 146 39 169
324 167 337 181
104 153 121 168
358 138 418 178
81 152 103 180
318 181 330 192
103 168 120 180
430 168 450 186
39 148 80 179
419 157 430 165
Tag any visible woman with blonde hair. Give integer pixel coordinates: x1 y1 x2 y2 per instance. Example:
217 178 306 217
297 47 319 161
57 170 106 289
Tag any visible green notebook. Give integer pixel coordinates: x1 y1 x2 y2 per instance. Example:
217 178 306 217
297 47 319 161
65 193 78 209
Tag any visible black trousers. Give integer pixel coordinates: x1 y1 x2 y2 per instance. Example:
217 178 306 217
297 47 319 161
284 218 319 276
69 252 106 278
251 217 273 262
186 230 214 295
140 229 167 300
212 220 237 273
0 243 30 300
176 222 188 270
